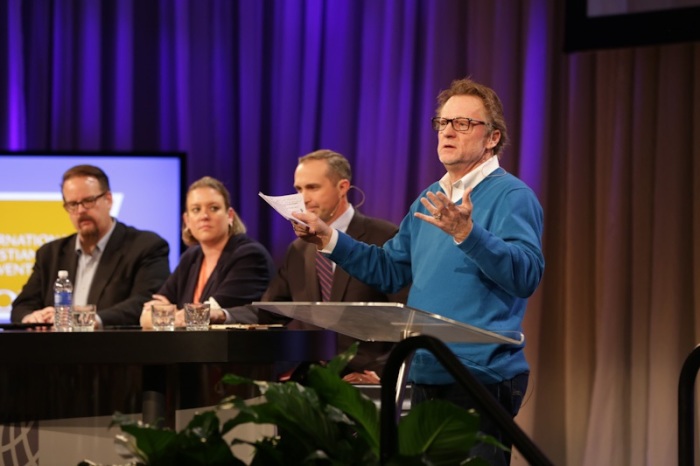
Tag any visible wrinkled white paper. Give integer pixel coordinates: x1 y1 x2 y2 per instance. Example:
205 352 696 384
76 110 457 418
205 297 221 310
258 192 308 226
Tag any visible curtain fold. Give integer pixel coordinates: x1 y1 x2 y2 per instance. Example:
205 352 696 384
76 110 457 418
1 1 699 464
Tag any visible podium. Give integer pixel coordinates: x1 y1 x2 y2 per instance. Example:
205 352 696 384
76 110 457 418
252 301 524 345
252 301 523 409
253 302 553 465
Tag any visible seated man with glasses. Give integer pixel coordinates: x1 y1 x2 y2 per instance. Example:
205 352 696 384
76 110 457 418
11 164 171 328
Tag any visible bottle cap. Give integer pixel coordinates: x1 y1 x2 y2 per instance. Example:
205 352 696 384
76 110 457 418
58 270 68 278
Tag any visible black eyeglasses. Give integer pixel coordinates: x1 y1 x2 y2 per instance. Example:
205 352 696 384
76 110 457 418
431 117 490 132
63 191 108 213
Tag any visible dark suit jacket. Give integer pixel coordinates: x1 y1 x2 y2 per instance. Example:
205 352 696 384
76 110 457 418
260 211 409 375
11 221 170 326
157 233 275 308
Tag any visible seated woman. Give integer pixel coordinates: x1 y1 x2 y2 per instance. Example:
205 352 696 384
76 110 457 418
140 176 274 328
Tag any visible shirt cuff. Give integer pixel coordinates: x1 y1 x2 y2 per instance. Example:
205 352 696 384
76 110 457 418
321 229 339 253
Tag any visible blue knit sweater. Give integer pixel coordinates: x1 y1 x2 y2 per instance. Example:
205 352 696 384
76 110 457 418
329 169 544 384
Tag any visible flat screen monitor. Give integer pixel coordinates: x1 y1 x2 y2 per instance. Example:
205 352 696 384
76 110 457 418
565 0 700 51
0 152 186 323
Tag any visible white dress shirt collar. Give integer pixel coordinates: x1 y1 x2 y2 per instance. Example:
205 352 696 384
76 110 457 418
439 156 500 203
330 204 354 234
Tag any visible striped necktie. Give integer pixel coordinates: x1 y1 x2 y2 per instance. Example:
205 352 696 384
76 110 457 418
315 252 334 301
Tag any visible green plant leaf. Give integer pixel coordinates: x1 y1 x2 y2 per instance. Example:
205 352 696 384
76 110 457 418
324 341 358 375
306 363 380 453
220 373 254 387
397 400 481 465
220 370 379 464
111 411 244 466
103 344 502 466
219 380 353 463
117 424 179 464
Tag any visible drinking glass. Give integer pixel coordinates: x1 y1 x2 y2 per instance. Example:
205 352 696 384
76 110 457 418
152 303 176 331
184 303 210 331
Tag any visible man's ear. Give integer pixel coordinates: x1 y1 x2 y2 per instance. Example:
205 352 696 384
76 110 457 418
338 179 351 197
487 130 501 150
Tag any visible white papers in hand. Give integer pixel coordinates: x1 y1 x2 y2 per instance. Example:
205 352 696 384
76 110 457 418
258 192 308 226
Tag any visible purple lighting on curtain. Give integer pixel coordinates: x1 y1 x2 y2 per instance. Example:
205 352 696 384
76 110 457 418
518 0 548 195
174 2 192 151
1 0 550 264
78 1 102 148
113 0 134 149
298 0 325 155
51 3 75 148
236 0 268 242
6 0 25 149
158 1 181 150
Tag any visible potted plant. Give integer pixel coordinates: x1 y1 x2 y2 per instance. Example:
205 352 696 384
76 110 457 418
88 344 504 465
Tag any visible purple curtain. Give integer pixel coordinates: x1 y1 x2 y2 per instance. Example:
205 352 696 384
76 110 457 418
0 0 548 262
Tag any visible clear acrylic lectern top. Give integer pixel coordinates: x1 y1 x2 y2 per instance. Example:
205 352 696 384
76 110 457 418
251 302 524 345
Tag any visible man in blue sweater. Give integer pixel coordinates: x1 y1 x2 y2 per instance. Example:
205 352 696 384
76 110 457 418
292 77 544 465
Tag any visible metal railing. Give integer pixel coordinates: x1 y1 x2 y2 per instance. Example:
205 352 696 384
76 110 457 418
379 334 553 465
679 343 700 466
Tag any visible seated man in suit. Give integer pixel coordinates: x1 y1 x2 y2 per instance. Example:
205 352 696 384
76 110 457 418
11 164 171 328
251 149 409 383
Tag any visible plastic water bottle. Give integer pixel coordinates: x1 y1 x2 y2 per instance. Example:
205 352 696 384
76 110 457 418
54 270 73 332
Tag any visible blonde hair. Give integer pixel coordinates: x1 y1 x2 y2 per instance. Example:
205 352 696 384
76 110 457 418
182 176 246 246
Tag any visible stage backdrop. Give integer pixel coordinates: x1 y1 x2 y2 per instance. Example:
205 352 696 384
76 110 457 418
0 0 548 262
1 1 700 466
